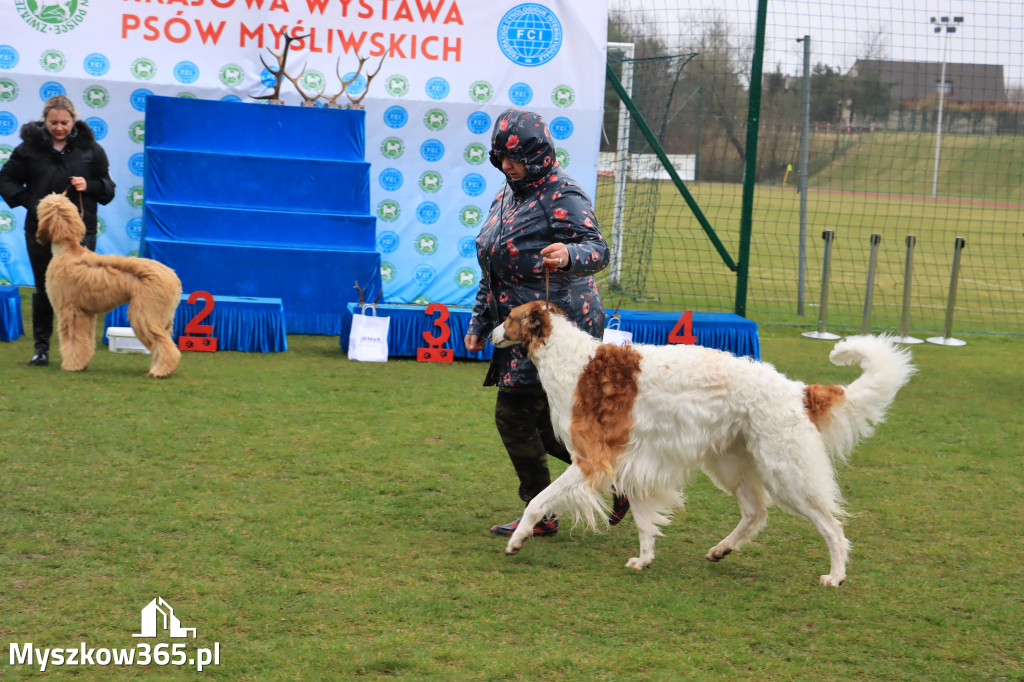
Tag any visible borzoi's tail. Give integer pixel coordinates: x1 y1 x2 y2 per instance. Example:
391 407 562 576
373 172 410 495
816 335 915 463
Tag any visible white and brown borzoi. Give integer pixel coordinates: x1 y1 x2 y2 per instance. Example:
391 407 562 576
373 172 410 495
491 301 915 586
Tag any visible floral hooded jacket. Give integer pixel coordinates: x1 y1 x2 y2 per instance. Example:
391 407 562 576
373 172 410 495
469 109 609 388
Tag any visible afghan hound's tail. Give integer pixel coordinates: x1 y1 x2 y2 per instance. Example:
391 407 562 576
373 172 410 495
811 335 916 463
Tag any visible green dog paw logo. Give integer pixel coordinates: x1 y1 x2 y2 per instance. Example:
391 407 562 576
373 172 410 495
551 85 575 108
419 170 443 193
83 85 110 108
40 49 66 73
130 58 157 81
423 108 448 132
219 63 244 87
380 136 405 160
385 75 409 97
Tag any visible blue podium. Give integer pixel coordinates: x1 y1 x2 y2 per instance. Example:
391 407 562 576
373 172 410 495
141 96 381 335
1 285 24 342
341 304 760 361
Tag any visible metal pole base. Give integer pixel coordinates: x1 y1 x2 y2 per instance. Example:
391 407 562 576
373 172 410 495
802 331 841 340
926 336 967 347
896 336 924 344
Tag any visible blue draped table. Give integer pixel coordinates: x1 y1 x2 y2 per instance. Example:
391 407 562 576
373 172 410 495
1 285 24 342
341 304 759 360
103 294 287 353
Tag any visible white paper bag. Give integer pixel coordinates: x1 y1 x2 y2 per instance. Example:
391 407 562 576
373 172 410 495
348 305 390 362
602 316 633 346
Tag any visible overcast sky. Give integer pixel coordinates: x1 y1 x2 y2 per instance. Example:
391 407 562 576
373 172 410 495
615 0 1024 86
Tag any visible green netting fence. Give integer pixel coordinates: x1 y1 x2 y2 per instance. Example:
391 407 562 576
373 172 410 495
596 0 1023 337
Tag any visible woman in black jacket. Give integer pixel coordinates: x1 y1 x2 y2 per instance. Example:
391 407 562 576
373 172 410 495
0 95 116 366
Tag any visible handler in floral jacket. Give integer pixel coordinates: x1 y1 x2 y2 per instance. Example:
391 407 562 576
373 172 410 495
465 108 627 537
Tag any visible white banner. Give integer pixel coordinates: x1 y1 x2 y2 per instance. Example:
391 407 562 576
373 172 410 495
0 0 608 307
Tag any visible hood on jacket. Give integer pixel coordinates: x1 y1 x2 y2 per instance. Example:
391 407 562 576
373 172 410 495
20 119 96 151
489 109 557 186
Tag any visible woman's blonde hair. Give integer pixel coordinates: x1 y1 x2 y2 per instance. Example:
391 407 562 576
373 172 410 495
42 95 76 120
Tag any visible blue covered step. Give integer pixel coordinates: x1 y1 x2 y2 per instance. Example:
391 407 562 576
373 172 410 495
142 202 376 250
145 238 381 335
144 96 366 160
144 148 370 213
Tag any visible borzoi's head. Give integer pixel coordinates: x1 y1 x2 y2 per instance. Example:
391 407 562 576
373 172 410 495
35 192 85 246
490 301 563 355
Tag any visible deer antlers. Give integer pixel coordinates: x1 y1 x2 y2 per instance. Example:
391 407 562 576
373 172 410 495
345 54 385 110
320 56 367 108
252 36 384 108
319 54 385 109
251 32 310 103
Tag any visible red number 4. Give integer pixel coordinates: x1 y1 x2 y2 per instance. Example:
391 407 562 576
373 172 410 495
668 311 696 344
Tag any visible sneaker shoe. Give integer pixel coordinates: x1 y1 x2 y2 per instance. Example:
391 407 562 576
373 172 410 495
608 494 630 526
489 516 558 537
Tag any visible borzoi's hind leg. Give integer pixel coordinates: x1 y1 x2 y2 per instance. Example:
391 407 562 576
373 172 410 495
625 498 660 570
706 479 768 562
795 505 850 587
506 465 587 556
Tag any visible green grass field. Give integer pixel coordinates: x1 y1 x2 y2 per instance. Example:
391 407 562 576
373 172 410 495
594 131 1024 337
2 319 1022 679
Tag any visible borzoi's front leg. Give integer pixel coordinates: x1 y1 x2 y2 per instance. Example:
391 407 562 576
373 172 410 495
505 465 587 556
625 498 661 570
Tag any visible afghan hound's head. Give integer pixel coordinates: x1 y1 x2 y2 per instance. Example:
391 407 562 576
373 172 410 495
35 192 85 246
490 301 563 355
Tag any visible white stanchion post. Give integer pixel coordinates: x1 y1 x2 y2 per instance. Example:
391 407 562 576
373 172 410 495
927 236 967 347
861 233 881 334
897 235 923 344
802 230 841 340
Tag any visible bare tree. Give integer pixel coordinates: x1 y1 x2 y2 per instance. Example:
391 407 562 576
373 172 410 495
859 25 890 60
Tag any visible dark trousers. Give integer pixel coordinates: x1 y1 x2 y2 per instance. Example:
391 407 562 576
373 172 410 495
25 228 96 351
494 385 572 504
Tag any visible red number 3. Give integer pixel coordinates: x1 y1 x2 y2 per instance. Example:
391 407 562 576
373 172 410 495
422 302 451 347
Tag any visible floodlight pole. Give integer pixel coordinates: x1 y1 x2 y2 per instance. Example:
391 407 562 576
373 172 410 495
930 15 964 198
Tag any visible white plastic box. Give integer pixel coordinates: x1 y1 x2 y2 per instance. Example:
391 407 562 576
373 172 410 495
107 327 150 354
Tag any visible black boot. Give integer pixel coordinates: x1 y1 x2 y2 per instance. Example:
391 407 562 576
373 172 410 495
29 292 52 366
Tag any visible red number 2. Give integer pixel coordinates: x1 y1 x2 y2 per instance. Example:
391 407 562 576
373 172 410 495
668 311 697 344
183 290 215 336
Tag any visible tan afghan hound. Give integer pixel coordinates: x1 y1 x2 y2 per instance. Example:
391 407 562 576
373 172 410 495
35 192 182 378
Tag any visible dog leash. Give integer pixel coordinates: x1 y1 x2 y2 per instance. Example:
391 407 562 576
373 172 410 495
62 184 85 218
